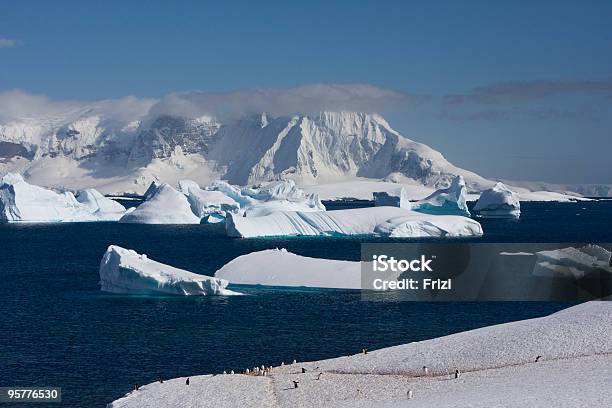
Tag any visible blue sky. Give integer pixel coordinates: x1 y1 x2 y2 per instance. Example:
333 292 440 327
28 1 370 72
1 0 611 184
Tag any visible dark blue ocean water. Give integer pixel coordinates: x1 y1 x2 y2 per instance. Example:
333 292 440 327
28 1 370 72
1 201 611 407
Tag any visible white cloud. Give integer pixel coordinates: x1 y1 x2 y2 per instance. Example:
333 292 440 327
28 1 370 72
0 38 19 48
0 90 156 123
148 84 410 120
0 85 408 123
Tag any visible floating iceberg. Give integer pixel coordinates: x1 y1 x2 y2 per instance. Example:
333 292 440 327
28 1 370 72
206 179 325 218
119 184 201 224
533 245 612 279
99 245 240 295
474 182 520 218
76 188 127 221
411 175 471 217
143 181 160 200
226 206 482 238
373 188 411 209
206 180 257 208
215 249 363 289
0 173 99 222
241 179 304 201
243 195 324 217
179 179 240 221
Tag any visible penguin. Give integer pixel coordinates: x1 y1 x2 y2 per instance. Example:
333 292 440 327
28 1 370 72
293 359 297 364
454 369 460 379
301 367 306 374
535 355 542 362
422 366 428 375
407 389 413 399
362 348 368 354
230 370 235 375
185 378 190 386
316 372 323 380
245 368 250 374
223 371 227 375
292 380 299 389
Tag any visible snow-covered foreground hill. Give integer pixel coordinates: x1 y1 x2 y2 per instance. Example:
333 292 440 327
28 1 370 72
108 301 611 408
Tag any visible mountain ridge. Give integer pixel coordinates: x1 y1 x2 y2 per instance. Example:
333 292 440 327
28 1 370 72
1 109 609 196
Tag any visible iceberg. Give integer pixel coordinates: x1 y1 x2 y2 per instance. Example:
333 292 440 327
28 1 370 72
75 188 127 221
241 179 304 201
178 179 240 221
243 194 324 217
226 206 482 238
215 249 362 289
99 245 240 295
411 175 471 217
373 187 411 209
206 180 257 208
0 173 98 222
474 182 521 218
119 184 201 224
142 181 160 200
533 245 612 279
206 179 325 218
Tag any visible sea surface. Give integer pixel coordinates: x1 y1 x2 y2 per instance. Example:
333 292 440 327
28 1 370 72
1 200 611 407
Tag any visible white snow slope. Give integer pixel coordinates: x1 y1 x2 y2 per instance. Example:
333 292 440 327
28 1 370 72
215 249 362 289
109 301 612 408
226 207 483 238
99 245 239 296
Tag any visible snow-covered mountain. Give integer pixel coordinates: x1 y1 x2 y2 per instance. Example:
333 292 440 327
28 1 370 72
0 109 603 196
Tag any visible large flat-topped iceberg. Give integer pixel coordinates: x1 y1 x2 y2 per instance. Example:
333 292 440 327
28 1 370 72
76 188 127 221
0 173 99 222
99 245 240 296
243 195 324 217
215 249 362 289
119 184 201 224
410 175 471 217
474 182 520 218
226 207 482 238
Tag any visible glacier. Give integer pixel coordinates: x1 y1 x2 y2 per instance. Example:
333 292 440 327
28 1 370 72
474 182 521 218
226 206 482 238
0 173 104 222
99 245 240 296
410 175 471 217
215 249 363 289
119 184 201 224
